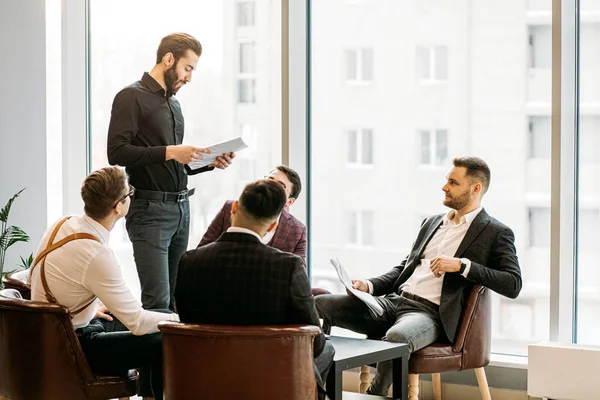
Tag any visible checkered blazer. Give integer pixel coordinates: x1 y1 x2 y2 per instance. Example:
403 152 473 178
175 232 325 357
198 200 307 266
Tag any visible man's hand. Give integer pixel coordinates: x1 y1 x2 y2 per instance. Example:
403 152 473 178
212 152 236 170
95 305 113 321
430 256 461 278
166 145 211 164
351 279 369 293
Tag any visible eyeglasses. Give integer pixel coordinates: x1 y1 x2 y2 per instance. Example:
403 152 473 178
113 184 135 208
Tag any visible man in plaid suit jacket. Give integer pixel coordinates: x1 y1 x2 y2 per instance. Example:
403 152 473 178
198 165 307 266
176 179 334 398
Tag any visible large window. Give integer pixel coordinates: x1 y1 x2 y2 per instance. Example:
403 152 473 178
89 0 281 294
311 0 552 356
576 10 600 345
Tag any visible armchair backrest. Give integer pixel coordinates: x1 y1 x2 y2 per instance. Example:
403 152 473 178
2 270 31 299
451 285 491 370
0 289 95 399
159 322 320 400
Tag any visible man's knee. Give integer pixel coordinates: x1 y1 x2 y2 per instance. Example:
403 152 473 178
384 328 416 353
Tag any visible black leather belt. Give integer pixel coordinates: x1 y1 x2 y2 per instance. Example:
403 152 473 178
398 290 439 309
134 188 195 203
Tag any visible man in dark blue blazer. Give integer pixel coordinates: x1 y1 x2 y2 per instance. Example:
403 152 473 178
175 179 334 398
316 157 522 396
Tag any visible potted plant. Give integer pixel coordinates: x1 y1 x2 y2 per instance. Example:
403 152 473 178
0 188 30 288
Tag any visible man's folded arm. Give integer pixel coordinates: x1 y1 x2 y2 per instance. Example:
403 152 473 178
286 258 326 357
465 227 522 299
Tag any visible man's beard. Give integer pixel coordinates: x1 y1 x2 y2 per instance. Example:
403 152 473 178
443 189 471 210
164 64 180 96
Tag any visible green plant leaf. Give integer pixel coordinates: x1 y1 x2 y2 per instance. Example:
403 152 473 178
19 253 34 269
0 188 25 223
0 226 30 251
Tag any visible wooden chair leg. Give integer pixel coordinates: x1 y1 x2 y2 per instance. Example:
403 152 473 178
408 373 419 400
432 372 442 400
474 367 491 400
359 365 371 393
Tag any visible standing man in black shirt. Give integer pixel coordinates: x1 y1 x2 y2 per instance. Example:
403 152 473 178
107 33 234 312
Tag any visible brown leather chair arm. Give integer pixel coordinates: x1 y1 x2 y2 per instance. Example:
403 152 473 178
2 271 31 299
158 322 321 338
0 291 70 315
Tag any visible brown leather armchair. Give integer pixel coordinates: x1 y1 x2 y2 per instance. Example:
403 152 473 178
359 285 491 400
2 270 31 299
159 322 321 400
0 289 139 400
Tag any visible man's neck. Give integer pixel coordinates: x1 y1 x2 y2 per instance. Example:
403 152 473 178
148 66 167 94
452 203 481 224
231 222 267 237
93 215 118 232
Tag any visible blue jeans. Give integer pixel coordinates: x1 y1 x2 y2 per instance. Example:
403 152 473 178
315 293 442 396
126 198 190 310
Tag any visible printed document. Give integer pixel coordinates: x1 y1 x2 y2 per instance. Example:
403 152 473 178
330 258 384 316
188 136 248 170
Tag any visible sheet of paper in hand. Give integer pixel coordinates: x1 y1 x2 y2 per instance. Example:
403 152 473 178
187 136 248 170
330 258 385 317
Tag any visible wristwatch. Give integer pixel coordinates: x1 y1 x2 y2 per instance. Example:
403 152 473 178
459 258 468 274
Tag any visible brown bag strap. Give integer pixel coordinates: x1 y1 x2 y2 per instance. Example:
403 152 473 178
31 216 102 317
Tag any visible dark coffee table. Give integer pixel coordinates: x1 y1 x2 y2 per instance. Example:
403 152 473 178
327 336 409 400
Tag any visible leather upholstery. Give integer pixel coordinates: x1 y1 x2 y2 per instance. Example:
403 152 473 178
409 285 490 374
159 322 320 400
0 289 139 400
2 270 31 300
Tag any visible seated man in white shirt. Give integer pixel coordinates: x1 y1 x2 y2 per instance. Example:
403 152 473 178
315 157 522 396
29 166 178 400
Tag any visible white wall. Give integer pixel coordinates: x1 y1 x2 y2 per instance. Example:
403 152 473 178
0 0 47 270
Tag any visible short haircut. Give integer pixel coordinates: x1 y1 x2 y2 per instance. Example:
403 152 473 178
274 165 302 199
81 167 128 220
452 157 491 194
238 179 287 223
155 33 202 64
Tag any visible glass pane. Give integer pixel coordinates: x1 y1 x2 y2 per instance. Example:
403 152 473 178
347 130 358 163
346 49 357 80
311 0 551 356
419 130 431 165
362 48 374 81
528 116 551 159
362 211 374 246
577 4 600 346
90 0 281 295
416 46 430 80
435 129 448 165
237 0 255 27
528 207 550 247
434 46 448 80
345 211 358 244
239 42 255 73
362 129 373 164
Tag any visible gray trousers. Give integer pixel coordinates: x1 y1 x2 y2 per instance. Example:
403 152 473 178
316 293 443 396
126 198 190 310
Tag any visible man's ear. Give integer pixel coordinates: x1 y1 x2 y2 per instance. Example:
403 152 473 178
472 182 482 196
163 52 174 67
286 197 296 208
266 220 278 233
231 200 239 215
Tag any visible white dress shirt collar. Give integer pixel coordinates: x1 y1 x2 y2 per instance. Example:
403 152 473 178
226 226 263 242
443 206 483 228
82 214 110 244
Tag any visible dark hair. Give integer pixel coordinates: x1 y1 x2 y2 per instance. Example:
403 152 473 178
239 180 287 222
155 33 202 64
81 167 128 219
452 157 491 194
275 165 302 199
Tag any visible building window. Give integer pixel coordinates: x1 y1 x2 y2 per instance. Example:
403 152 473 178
345 211 374 246
237 42 256 103
528 25 551 69
416 46 448 82
580 116 600 164
345 48 373 82
528 116 551 159
347 129 373 165
528 207 550 247
418 129 448 166
579 209 600 253
237 0 255 27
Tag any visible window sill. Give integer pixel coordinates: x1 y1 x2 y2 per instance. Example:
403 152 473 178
489 353 528 369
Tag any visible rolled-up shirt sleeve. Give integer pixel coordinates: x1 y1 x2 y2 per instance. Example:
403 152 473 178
83 247 178 335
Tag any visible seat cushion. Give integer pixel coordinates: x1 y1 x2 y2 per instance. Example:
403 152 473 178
85 370 139 400
409 343 462 374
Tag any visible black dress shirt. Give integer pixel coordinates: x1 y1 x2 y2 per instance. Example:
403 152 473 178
107 73 212 192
